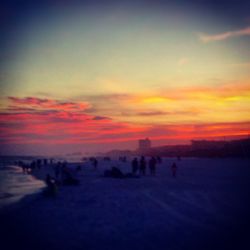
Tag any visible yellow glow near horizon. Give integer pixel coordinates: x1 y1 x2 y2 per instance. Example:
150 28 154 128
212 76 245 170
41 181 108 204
142 97 172 104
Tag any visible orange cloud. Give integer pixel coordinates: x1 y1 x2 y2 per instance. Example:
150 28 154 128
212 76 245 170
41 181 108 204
1 96 250 151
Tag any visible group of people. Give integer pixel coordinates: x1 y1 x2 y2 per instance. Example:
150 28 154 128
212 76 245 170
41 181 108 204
17 156 178 196
45 161 81 197
84 155 177 178
17 158 54 174
131 156 161 176
18 159 81 197
131 156 177 177
54 161 80 185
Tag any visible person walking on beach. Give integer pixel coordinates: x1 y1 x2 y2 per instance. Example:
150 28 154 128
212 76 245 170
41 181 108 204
54 162 61 179
44 174 57 197
93 158 98 169
139 156 146 175
131 157 139 175
19 161 25 173
149 157 157 176
171 162 177 177
36 159 42 170
156 156 162 164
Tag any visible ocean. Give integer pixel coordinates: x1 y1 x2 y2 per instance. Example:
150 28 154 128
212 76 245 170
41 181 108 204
0 160 45 209
0 155 86 209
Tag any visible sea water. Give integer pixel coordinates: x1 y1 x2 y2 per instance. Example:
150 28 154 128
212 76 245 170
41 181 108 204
0 163 45 209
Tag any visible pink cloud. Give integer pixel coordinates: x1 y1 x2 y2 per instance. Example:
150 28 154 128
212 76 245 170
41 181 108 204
8 96 90 112
198 26 250 42
1 96 250 153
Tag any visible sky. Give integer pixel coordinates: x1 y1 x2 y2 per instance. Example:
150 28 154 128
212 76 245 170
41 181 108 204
0 0 250 155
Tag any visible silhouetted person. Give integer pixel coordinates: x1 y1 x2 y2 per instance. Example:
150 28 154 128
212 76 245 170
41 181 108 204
19 161 25 173
157 156 162 164
171 162 177 177
93 158 98 169
111 167 124 178
25 164 31 174
104 167 125 178
149 157 157 175
44 174 57 197
37 159 41 170
62 160 68 168
22 164 26 173
30 161 36 170
60 162 66 182
139 156 146 175
54 162 61 179
46 174 52 186
132 158 139 175
61 165 79 185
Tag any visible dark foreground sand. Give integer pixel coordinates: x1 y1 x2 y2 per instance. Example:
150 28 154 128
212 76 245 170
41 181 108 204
1 158 250 250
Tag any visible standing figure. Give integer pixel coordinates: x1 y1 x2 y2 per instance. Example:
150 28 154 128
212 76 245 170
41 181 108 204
45 174 57 197
139 156 146 175
37 159 41 170
149 157 157 175
171 162 177 177
156 156 162 164
21 162 26 174
54 162 61 179
93 158 98 169
131 158 139 175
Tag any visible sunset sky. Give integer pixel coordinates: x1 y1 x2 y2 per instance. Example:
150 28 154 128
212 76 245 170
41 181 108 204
0 0 250 155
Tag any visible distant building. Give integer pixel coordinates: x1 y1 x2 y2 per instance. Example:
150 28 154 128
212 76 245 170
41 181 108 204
138 138 151 152
191 140 226 150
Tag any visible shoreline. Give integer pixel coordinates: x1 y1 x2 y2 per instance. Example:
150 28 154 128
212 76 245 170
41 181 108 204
0 165 47 214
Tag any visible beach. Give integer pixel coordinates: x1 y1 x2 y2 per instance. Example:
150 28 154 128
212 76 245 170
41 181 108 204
1 1 250 249
1 157 250 250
